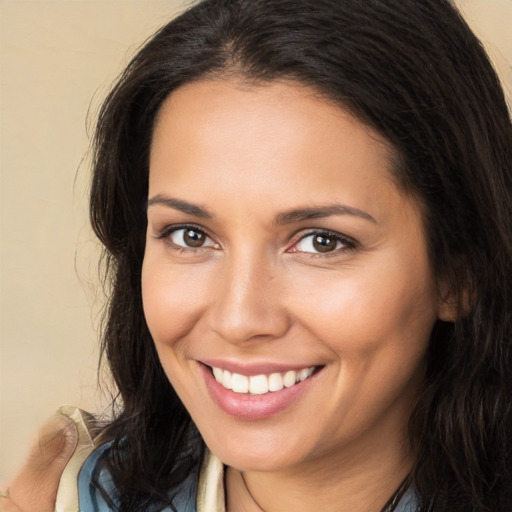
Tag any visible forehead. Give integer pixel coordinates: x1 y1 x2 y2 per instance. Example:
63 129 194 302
149 79 412 226
152 79 390 147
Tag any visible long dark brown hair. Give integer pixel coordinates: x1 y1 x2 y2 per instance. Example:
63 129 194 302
89 1 512 510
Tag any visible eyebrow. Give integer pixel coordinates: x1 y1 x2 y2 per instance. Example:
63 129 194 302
147 195 213 219
274 204 376 225
147 195 376 225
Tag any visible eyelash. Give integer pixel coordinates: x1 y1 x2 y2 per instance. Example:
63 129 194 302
154 224 357 256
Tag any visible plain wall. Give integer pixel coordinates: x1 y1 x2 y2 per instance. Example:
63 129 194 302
0 0 511 483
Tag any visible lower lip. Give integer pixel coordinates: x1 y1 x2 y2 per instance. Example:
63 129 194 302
199 363 319 420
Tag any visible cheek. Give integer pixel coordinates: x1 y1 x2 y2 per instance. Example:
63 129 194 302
284 263 437 439
141 254 210 348
141 253 212 408
286 256 439 361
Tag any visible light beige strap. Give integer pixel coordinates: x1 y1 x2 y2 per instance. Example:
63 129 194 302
54 406 96 512
196 449 225 512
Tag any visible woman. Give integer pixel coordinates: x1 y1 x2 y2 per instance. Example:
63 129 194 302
3 0 512 510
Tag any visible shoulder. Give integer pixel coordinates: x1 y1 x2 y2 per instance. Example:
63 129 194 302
78 444 198 511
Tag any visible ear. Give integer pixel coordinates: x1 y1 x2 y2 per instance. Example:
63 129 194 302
437 279 472 322
438 288 458 322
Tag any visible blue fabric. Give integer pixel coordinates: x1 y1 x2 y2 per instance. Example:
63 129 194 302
395 487 419 512
78 445 117 511
78 446 418 511
78 445 197 511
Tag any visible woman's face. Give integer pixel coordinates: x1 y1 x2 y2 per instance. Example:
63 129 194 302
142 80 449 473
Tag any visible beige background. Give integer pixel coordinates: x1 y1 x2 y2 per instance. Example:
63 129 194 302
0 0 511 483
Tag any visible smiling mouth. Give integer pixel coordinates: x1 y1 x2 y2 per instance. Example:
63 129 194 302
209 365 317 395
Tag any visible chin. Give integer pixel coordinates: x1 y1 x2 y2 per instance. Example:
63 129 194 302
202 426 316 473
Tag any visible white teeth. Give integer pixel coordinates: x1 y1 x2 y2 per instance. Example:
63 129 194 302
298 367 314 382
268 372 284 392
212 367 223 382
231 373 249 393
211 366 315 395
249 375 268 395
283 371 296 388
223 370 232 390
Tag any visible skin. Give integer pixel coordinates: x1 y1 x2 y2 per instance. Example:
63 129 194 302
143 79 452 511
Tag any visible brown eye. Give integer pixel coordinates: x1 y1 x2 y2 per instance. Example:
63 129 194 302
312 234 338 253
293 231 349 254
168 227 217 249
184 229 206 247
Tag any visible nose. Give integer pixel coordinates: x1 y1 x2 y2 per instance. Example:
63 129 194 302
206 251 291 346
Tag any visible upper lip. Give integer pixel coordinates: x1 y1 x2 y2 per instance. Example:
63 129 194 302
199 358 320 376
